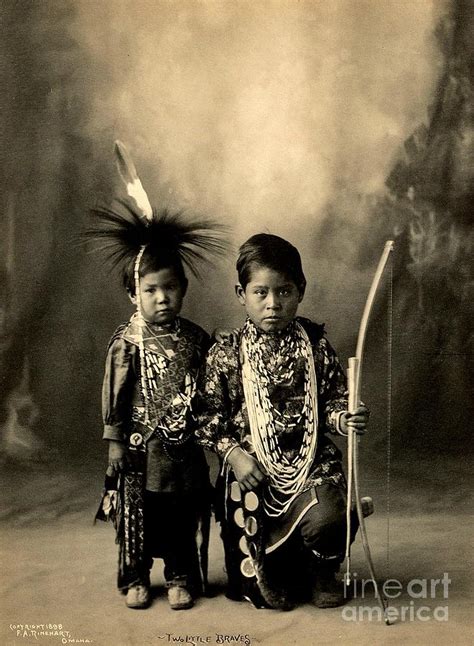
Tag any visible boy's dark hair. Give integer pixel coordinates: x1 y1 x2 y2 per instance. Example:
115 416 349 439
236 233 306 292
123 245 188 295
87 200 227 297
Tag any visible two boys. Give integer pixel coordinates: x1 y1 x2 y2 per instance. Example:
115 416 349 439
92 145 368 611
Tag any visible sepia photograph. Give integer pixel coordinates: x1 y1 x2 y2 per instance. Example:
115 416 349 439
1 1 472 645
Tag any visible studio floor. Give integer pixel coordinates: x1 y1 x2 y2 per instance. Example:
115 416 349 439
0 460 472 646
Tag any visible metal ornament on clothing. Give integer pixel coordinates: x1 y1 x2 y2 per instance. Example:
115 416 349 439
227 473 263 583
129 433 143 447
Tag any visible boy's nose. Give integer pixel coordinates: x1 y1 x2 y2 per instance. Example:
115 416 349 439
155 290 169 303
266 293 281 309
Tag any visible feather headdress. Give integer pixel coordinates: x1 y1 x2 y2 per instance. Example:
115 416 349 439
86 141 228 426
86 141 228 284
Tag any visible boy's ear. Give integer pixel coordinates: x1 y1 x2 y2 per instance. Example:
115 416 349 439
127 290 137 306
235 283 246 305
298 281 306 303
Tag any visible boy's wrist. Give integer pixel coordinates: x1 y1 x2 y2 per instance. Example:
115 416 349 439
217 437 240 461
223 444 240 465
328 410 348 436
108 439 127 457
226 445 246 468
339 412 349 435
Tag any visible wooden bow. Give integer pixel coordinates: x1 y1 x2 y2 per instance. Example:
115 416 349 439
345 240 394 625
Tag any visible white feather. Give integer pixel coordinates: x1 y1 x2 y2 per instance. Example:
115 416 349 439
126 176 153 221
114 140 153 221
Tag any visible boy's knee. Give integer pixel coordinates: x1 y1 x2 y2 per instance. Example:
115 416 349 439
299 486 347 551
300 509 345 548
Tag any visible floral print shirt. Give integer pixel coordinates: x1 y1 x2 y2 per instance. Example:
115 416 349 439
196 317 348 490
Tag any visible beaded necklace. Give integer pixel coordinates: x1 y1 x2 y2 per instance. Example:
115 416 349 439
88 141 227 460
142 318 179 380
133 249 195 451
139 322 196 443
133 247 150 425
241 319 319 517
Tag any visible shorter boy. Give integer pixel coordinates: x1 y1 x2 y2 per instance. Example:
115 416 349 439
196 233 369 610
92 143 226 610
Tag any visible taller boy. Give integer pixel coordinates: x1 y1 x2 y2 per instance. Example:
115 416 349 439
196 233 369 610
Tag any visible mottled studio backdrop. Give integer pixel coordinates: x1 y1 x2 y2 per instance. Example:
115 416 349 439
1 0 472 484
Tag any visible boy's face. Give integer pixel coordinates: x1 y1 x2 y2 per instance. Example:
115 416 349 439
129 268 185 325
236 266 303 333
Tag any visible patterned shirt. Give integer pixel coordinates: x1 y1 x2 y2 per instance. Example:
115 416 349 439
102 315 210 493
196 317 348 490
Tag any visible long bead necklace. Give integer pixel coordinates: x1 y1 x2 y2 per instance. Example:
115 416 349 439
133 247 150 425
241 319 319 517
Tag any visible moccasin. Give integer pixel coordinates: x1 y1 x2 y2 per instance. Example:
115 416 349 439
167 583 194 610
126 584 150 609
